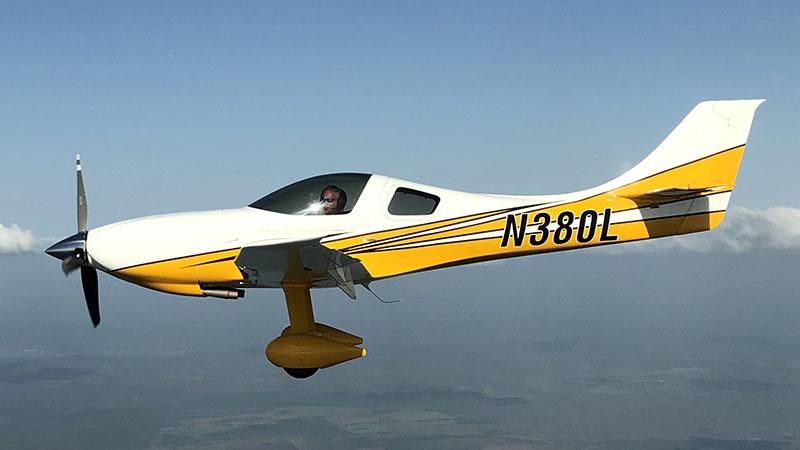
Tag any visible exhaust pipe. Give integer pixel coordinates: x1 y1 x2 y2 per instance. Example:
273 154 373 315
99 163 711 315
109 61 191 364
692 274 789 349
202 289 244 300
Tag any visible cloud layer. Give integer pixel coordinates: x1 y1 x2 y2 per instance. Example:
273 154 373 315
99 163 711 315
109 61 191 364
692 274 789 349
0 224 41 253
605 206 800 253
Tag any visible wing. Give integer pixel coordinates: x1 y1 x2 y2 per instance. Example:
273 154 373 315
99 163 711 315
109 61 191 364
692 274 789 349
235 238 370 299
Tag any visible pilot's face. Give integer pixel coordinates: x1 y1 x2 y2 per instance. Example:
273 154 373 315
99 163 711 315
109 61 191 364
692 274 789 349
321 189 341 215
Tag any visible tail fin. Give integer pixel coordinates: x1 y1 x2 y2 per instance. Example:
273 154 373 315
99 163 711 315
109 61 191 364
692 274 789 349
604 99 764 238
612 99 764 192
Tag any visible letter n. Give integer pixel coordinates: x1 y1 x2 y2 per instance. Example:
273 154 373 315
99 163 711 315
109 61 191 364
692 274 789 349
501 213 528 247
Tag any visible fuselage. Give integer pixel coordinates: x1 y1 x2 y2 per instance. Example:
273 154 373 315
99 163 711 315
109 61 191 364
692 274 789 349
84 153 738 297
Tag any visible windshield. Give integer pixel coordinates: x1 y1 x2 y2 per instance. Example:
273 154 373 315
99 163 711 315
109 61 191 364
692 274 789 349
249 173 372 215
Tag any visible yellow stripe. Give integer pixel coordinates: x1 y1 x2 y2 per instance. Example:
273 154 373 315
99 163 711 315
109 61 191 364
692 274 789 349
114 248 243 295
355 190 729 252
332 146 744 278
351 211 726 278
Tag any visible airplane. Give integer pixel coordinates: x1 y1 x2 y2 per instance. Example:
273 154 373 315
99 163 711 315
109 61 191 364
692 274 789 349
46 100 764 378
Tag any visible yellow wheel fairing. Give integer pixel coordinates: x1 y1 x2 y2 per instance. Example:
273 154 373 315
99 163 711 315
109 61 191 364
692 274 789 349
330 146 744 279
113 248 244 296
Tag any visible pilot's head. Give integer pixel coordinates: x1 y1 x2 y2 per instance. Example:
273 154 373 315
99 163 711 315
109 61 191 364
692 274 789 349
320 185 347 215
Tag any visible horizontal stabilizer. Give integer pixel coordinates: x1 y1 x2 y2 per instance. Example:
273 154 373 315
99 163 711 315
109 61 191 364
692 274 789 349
621 186 728 207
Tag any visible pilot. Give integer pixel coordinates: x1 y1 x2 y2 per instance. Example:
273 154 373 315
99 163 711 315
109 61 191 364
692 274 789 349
319 185 347 215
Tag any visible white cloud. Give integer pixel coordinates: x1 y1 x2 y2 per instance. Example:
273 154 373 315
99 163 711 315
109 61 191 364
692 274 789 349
0 224 41 253
601 206 800 253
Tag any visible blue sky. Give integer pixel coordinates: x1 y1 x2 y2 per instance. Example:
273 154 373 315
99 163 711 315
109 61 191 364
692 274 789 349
1 1 798 238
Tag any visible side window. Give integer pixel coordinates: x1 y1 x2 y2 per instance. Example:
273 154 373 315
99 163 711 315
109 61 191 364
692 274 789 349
388 188 440 215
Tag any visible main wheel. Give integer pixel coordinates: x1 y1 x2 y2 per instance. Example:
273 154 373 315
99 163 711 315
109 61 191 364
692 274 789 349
284 367 319 379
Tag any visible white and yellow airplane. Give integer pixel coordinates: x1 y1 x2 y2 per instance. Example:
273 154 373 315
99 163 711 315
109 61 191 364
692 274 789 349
47 100 763 378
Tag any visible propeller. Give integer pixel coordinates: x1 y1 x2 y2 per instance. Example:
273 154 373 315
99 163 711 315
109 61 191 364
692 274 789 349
45 154 101 328
81 265 100 328
77 153 87 233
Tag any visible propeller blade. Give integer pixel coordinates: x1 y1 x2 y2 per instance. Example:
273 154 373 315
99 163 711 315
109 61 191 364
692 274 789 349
61 255 82 276
77 154 87 232
80 266 100 328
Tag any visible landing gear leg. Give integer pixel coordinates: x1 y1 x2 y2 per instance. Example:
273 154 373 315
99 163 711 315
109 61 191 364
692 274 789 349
279 284 320 379
283 283 315 334
265 269 366 378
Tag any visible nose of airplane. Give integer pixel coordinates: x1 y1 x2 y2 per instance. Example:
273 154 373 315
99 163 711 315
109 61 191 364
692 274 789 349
45 231 88 261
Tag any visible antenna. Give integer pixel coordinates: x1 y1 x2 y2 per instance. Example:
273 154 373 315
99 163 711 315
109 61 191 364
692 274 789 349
363 283 423 304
